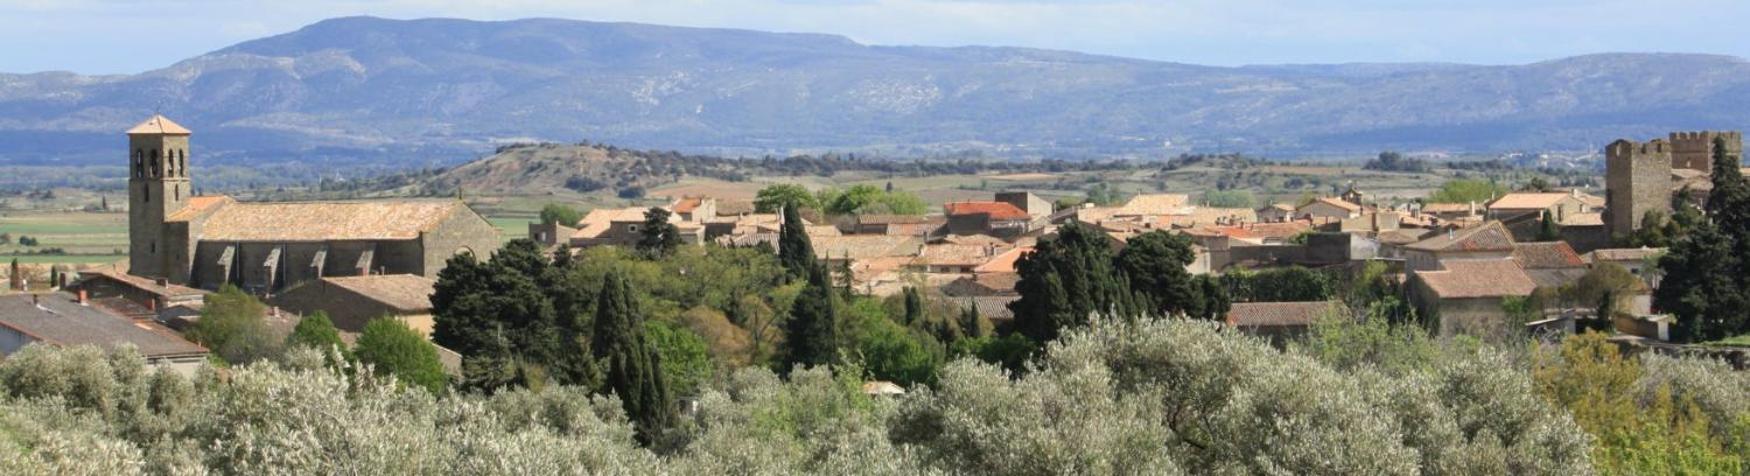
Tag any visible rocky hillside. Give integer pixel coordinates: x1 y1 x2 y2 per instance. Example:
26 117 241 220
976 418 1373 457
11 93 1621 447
4 16 1750 166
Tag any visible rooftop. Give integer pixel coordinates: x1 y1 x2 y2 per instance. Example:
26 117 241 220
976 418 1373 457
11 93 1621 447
944 201 1030 221
1227 301 1342 328
1112 194 1192 216
1414 259 1538 299
0 293 207 359
1406 221 1515 252
1586 247 1665 263
1512 242 1585 269
973 246 1032 273
126 114 192 135
320 274 437 312
812 235 920 261
194 199 471 242
1487 193 1573 211
1302 197 1362 212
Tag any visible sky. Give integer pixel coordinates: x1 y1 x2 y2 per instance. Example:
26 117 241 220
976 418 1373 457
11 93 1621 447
3 0 1748 75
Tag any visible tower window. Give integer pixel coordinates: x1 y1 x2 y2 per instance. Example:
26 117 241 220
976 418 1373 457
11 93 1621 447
175 184 180 201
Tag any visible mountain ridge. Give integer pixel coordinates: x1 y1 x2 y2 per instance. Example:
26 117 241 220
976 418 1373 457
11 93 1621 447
3 16 1749 167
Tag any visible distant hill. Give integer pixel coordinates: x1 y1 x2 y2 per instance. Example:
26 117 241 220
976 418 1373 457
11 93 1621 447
5 16 1750 167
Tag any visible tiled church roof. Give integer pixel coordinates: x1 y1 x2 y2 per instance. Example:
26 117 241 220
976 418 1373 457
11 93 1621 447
196 199 467 242
126 114 191 135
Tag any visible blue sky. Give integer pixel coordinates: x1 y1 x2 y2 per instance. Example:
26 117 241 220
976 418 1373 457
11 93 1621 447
3 0 1747 74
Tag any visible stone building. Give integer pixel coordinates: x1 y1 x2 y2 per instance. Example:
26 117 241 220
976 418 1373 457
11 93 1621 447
1604 131 1743 237
124 115 500 294
269 274 439 337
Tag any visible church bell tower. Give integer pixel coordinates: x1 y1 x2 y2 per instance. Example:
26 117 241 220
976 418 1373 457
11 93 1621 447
127 115 192 278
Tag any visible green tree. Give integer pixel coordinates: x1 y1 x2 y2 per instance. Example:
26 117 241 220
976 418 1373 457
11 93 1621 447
1427 178 1507 204
1537 209 1562 241
644 320 712 398
901 286 925 326
354 318 448 395
960 303 994 339
285 311 348 362
1201 189 1255 208
187 285 282 364
1224 266 1334 303
850 314 941 386
1655 220 1745 342
1010 222 1132 344
431 240 593 388
777 204 816 280
538 203 583 226
783 263 841 370
1114 231 1210 318
636 207 681 258
590 270 673 445
753 184 817 213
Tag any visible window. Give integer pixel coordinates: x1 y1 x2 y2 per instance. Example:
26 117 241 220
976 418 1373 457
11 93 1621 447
628 225 640 233
175 184 180 201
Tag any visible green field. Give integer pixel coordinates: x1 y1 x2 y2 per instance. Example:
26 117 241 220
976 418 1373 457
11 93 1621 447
0 212 129 264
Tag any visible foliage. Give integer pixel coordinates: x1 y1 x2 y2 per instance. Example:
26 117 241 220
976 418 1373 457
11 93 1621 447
285 311 349 362
1537 209 1562 241
753 184 818 213
847 307 942 387
1083 182 1125 206
591 271 674 445
636 207 681 258
1654 219 1747 342
644 319 713 397
1426 178 1507 204
1200 189 1255 208
1532 333 1747 474
1560 263 1640 316
1363 151 1431 173
186 285 282 364
1115 230 1224 319
431 240 596 388
1295 308 1437 375
782 263 841 371
353 318 448 395
538 203 583 226
816 184 928 216
1010 222 1132 344
1222 266 1334 303
617 186 647 199
777 204 815 280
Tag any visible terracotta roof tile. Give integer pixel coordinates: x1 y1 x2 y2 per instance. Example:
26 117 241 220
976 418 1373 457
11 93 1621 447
1513 242 1585 269
1226 301 1342 328
1303 197 1362 212
1488 193 1573 211
0 293 206 358
1406 221 1515 252
1585 248 1664 263
125 114 191 135
944 201 1029 221
671 197 705 213
196 199 469 242
1112 194 1191 216
973 246 1032 273
913 243 1009 267
1414 260 1538 298
812 235 920 261
166 195 236 222
320 274 437 312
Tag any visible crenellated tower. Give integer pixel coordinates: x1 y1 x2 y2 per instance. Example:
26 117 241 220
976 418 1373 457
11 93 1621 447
1604 138 1672 239
1668 131 1743 172
126 115 193 279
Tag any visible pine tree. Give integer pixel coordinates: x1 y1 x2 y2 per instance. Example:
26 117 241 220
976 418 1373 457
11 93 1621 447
1537 209 1562 241
777 204 815 280
783 263 840 370
591 270 672 445
1114 231 1203 317
1009 222 1131 344
636 207 681 258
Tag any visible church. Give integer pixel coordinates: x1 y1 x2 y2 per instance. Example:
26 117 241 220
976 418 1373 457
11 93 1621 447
125 115 500 294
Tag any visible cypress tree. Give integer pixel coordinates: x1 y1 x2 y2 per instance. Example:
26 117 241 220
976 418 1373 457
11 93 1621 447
1537 209 1562 241
1654 220 1744 342
778 204 816 280
902 286 925 326
591 270 672 445
636 207 681 259
961 302 994 339
783 263 840 370
1114 231 1203 318
1009 222 1131 344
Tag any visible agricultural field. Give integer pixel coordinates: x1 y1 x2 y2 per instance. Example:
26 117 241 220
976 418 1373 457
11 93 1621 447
0 210 128 265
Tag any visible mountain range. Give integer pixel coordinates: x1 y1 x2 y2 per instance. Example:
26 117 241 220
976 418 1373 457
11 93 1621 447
4 16 1750 167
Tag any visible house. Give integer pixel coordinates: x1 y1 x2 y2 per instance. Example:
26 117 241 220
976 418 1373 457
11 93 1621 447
1111 194 1193 218
570 207 655 247
1584 247 1665 288
268 274 439 337
1256 203 1296 223
1511 241 1589 289
1486 191 1590 223
1337 211 1403 235
0 292 208 374
1297 197 1362 220
1408 259 1539 338
810 235 922 268
1401 221 1516 271
66 269 207 319
972 246 1032 274
1226 301 1344 344
944 201 1033 238
1419 202 1480 221
995 192 1054 220
941 272 1021 297
528 221 578 246
910 243 1009 274
669 196 717 223
846 214 943 236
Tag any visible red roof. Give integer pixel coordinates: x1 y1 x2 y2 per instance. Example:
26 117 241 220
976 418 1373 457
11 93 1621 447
945 201 1029 220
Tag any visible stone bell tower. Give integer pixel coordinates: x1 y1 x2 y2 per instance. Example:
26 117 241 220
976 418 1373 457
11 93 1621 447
127 115 192 279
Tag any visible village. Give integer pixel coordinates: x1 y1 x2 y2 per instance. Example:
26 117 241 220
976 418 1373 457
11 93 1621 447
3 116 1745 380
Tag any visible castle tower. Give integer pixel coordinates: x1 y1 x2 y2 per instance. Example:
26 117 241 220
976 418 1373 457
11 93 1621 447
1605 139 1672 238
1668 131 1743 172
126 115 193 279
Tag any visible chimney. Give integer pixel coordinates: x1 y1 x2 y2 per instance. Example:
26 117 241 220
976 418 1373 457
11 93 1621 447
77 289 87 306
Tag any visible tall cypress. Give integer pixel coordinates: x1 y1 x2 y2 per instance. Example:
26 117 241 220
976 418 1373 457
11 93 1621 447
783 263 840 370
778 204 816 280
1537 209 1562 241
902 286 925 326
590 270 672 445
1009 222 1131 344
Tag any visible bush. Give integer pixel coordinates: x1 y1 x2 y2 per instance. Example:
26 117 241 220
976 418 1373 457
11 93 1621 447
186 286 283 364
354 318 448 395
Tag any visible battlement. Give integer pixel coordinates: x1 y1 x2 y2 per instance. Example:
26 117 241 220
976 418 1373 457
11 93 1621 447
1606 138 1671 159
1668 131 1742 144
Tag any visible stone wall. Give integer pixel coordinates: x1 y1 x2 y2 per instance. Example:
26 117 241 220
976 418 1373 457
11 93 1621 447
420 208 505 277
1605 139 1672 238
1668 131 1743 172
